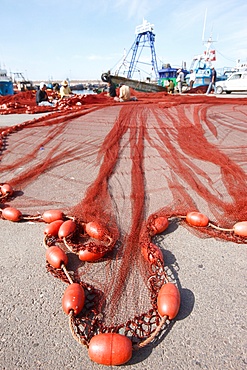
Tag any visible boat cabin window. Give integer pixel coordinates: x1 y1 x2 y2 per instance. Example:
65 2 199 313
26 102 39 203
195 77 210 85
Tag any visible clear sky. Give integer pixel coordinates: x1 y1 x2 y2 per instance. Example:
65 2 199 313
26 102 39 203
0 0 246 82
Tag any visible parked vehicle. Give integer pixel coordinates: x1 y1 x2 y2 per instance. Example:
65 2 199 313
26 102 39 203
215 71 247 94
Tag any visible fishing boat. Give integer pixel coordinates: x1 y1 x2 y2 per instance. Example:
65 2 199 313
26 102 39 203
185 34 218 89
11 72 33 91
185 36 238 90
157 63 189 89
70 83 84 91
101 71 166 93
101 20 167 93
0 66 14 96
184 10 232 90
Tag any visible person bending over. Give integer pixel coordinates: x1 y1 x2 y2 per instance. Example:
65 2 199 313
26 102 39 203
167 79 174 94
36 82 55 106
115 84 137 102
106 81 117 97
60 80 73 99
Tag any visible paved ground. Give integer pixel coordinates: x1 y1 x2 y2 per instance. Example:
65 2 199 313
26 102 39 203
0 112 246 370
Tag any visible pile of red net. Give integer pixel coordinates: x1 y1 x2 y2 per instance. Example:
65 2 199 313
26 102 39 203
0 91 246 364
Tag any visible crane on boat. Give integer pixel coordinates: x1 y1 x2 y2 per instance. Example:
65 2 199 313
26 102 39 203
126 19 159 80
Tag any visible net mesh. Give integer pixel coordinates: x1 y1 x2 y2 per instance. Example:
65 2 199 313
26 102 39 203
1 91 247 348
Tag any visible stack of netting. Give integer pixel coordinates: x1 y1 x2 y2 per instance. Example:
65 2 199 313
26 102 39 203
0 93 246 365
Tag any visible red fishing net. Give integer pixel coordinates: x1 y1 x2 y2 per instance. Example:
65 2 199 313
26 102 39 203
0 91 247 365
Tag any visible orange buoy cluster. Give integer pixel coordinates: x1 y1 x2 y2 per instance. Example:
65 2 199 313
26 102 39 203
41 209 134 365
0 184 22 222
41 211 181 365
1 184 246 366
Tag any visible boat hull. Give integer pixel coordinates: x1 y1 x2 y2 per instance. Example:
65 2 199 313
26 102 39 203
0 81 14 96
101 73 166 93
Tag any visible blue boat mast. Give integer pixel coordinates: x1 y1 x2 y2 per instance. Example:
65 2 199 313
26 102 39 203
127 20 159 80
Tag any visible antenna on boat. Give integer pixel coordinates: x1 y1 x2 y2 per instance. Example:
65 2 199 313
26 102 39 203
202 8 207 42
189 10 217 72
201 9 217 65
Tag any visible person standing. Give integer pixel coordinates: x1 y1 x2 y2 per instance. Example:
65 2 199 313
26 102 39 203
176 69 184 94
206 67 217 95
189 69 196 89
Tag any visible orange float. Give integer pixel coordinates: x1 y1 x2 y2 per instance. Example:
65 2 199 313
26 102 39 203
186 211 209 227
2 207 22 222
42 209 64 223
157 282 180 320
44 220 64 237
85 221 110 241
58 220 76 238
0 183 14 196
46 246 68 269
88 333 132 366
233 221 247 237
149 216 169 236
78 249 105 262
62 283 85 315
